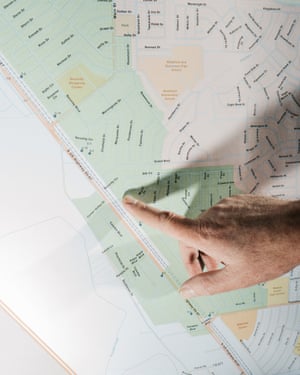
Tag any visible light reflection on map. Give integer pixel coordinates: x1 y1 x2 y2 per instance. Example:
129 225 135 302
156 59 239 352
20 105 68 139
0 1 300 374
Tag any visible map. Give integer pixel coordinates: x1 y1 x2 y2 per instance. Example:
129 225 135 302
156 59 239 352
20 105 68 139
0 0 300 374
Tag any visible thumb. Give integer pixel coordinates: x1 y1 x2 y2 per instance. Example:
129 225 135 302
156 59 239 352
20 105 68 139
179 266 239 297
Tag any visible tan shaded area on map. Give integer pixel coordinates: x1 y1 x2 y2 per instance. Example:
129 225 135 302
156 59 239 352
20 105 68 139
294 335 300 355
138 46 203 103
115 14 136 36
266 277 289 306
221 310 258 340
58 64 106 105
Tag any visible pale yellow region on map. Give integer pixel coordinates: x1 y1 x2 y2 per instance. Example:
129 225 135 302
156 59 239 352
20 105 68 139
138 46 202 102
58 64 106 105
221 310 257 340
294 335 300 355
266 277 289 306
115 14 136 36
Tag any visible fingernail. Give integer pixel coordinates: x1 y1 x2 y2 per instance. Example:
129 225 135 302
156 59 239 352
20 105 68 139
179 285 197 299
123 195 136 205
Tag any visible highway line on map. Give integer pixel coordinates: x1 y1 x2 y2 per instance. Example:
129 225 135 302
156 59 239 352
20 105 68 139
0 54 252 375
53 124 170 272
0 54 224 320
0 54 170 271
0 55 215 320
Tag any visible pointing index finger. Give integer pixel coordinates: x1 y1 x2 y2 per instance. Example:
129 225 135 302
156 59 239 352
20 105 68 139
122 195 204 248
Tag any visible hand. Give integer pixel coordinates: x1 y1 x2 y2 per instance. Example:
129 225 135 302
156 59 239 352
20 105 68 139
122 194 300 298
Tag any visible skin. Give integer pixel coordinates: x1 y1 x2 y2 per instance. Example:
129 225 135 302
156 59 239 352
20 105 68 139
122 194 300 298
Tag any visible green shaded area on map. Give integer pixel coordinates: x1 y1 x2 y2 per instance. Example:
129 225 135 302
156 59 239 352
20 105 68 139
0 0 269 332
74 165 267 331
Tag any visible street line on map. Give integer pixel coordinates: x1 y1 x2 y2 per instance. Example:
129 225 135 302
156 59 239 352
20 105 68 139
0 55 169 271
0 54 256 375
53 124 170 271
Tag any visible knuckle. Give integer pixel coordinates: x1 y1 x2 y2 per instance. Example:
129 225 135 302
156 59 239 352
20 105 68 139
197 217 226 240
218 197 231 205
158 210 176 225
196 220 213 239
